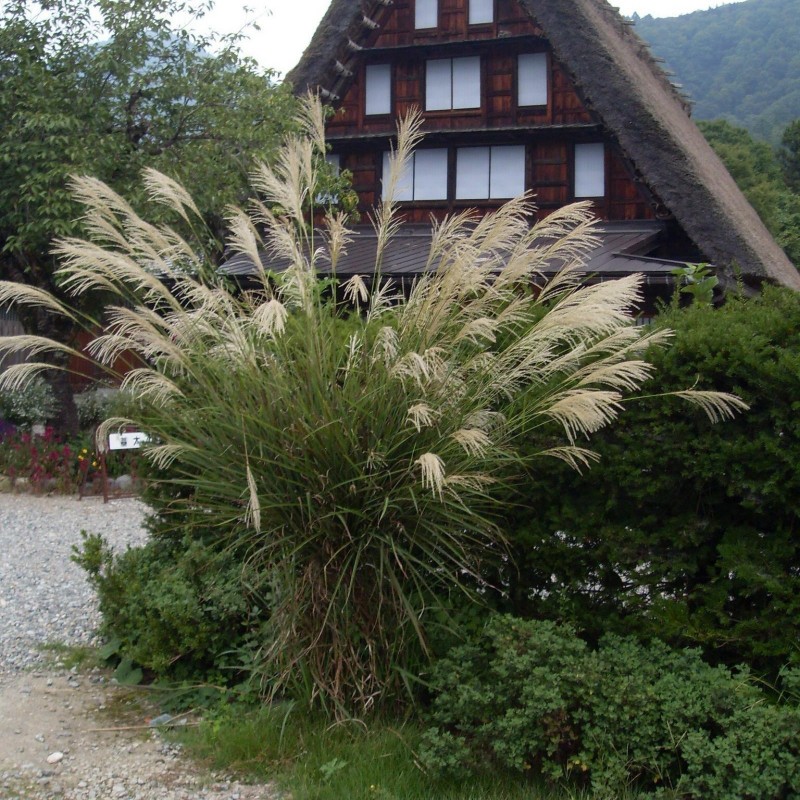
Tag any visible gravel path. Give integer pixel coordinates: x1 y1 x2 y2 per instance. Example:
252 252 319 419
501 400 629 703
0 494 148 676
0 494 281 800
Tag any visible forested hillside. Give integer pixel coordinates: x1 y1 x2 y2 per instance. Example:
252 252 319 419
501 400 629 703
633 0 800 142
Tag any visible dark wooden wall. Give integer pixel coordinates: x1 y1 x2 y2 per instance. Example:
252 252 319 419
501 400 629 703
325 0 657 223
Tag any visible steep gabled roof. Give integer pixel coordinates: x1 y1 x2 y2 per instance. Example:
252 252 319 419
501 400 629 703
287 0 800 291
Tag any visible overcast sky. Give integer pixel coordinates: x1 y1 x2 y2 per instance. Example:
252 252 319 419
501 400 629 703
197 0 748 77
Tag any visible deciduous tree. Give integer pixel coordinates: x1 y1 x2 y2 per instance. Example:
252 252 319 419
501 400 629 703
0 0 297 430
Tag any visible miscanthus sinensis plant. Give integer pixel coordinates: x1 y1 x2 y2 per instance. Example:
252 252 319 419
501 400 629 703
0 95 746 716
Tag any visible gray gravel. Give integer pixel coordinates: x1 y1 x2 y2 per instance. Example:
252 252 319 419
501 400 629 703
0 493 282 799
0 494 148 674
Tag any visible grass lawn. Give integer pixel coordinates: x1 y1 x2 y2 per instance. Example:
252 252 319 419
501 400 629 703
174 702 637 800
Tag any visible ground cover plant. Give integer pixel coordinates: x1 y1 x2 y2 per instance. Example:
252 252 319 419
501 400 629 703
0 96 744 720
177 700 632 800
421 616 800 799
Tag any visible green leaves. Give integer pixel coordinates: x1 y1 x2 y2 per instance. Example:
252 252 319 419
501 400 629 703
670 262 719 306
422 615 800 797
698 118 800 266
505 286 800 673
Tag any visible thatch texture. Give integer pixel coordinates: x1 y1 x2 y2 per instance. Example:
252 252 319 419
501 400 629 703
286 0 367 96
521 0 800 290
287 0 800 290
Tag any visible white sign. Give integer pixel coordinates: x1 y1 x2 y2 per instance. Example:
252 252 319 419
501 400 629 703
108 432 150 451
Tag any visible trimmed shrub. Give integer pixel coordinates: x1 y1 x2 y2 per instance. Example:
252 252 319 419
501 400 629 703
502 285 800 672
420 616 800 798
74 386 123 429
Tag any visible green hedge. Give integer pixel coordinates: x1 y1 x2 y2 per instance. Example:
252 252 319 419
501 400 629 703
501 285 800 672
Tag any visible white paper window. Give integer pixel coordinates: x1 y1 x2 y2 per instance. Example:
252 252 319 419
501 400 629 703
365 64 392 116
413 150 449 200
382 150 448 201
426 59 452 111
518 53 548 106
426 57 481 111
456 147 490 199
415 0 437 29
489 146 525 198
469 0 494 24
452 57 481 109
457 146 525 200
575 143 605 197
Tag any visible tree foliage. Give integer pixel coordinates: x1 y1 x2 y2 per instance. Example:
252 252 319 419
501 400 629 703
502 285 800 674
699 118 800 266
0 0 297 429
779 118 800 192
634 0 800 142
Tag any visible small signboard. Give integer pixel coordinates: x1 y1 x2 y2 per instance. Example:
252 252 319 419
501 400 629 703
108 431 150 451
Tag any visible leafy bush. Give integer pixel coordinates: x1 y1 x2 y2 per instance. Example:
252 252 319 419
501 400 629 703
0 376 57 427
73 522 271 680
420 616 800 798
74 386 123 429
502 285 800 673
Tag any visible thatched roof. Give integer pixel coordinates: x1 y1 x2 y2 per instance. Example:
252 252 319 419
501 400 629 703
287 0 800 291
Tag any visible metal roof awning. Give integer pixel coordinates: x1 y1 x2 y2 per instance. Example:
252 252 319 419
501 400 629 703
219 220 691 282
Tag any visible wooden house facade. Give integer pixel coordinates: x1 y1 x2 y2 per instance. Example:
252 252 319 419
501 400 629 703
233 0 800 304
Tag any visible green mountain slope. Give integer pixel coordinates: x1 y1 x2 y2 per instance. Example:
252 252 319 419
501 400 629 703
633 0 800 142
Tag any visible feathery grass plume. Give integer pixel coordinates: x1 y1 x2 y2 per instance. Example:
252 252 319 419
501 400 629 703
0 281 77 321
672 388 749 422
407 402 438 432
226 207 269 286
415 452 447 497
343 274 369 307
2 96 747 719
0 362 66 393
142 167 202 226
371 108 425 276
0 335 82 363
252 299 288 339
323 211 352 276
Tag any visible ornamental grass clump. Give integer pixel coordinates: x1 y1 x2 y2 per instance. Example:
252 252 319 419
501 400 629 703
0 96 746 716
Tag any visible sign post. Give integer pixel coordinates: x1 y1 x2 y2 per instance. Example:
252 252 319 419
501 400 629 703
98 431 150 503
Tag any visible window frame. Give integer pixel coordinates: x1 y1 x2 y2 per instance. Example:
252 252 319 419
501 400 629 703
364 63 393 117
573 142 607 199
424 56 482 113
380 144 528 204
381 148 450 202
455 145 526 201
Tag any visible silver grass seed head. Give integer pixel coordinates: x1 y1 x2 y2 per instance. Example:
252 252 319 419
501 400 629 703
451 427 493 458
406 402 438 432
253 299 289 338
415 452 446 497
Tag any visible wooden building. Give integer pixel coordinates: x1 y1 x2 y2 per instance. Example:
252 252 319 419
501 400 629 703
226 0 800 303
